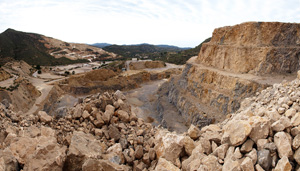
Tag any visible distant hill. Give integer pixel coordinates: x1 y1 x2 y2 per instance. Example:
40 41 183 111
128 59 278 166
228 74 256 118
102 43 189 60
0 29 117 66
100 39 211 65
91 43 112 48
156 37 212 64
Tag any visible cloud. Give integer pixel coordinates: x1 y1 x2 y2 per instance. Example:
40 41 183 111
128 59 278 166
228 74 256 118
0 0 300 47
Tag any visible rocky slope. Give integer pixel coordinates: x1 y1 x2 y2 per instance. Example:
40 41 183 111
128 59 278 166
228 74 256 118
163 22 298 128
2 72 300 170
0 29 117 66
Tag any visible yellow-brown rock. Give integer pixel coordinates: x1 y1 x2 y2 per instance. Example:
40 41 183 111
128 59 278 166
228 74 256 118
164 22 298 128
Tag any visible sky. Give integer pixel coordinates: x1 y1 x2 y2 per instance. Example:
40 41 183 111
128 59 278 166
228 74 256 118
1 0 300 47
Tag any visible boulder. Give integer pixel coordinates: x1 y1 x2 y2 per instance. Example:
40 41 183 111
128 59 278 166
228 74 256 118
294 147 300 165
155 158 180 171
154 130 184 167
241 157 254 171
274 156 292 171
64 131 104 171
116 110 130 123
73 105 82 119
102 105 115 123
38 111 52 123
0 149 19 171
291 112 300 126
241 139 254 153
108 125 121 141
182 136 195 156
23 142 67 171
187 124 200 140
82 159 130 171
257 149 272 170
274 132 293 158
222 120 252 146
248 116 270 142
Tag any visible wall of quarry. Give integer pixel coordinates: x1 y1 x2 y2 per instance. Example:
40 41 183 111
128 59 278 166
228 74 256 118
163 22 299 128
60 68 181 95
0 78 40 113
129 61 166 70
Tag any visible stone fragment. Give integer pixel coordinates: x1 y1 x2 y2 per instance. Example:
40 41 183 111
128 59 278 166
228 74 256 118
291 112 300 126
213 143 229 160
257 149 272 170
188 124 200 140
108 125 120 141
24 141 67 171
222 120 252 146
105 143 124 164
294 148 300 165
155 158 180 171
154 131 184 167
38 111 52 123
285 108 296 118
274 156 292 171
102 105 115 123
116 110 130 123
291 125 300 136
73 105 82 119
274 132 293 158
234 147 243 159
257 139 268 151
82 159 130 171
114 90 126 100
245 149 257 165
200 124 222 143
135 145 143 159
263 143 277 153
82 110 90 119
183 136 195 156
241 157 254 171
222 158 241 171
271 116 291 132
199 137 211 154
293 134 300 150
248 116 270 142
241 139 254 153
255 164 265 171
0 149 19 171
149 148 156 161
278 107 286 114
64 131 104 171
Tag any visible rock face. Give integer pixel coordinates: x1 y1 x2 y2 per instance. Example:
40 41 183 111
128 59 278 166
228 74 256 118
162 22 297 128
129 61 166 70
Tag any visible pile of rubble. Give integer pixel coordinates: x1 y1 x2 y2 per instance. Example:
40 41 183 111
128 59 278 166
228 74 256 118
2 72 300 170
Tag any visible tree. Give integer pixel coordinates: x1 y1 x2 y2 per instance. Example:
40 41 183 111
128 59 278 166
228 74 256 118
36 65 41 70
72 71 75 75
37 70 42 74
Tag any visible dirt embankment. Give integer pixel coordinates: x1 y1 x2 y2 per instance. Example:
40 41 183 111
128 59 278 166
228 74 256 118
129 61 166 70
60 68 181 96
0 77 41 113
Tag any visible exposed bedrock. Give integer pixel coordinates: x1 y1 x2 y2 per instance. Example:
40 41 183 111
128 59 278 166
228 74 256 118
162 22 299 128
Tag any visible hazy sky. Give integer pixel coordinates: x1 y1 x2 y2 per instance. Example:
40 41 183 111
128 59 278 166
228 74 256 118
1 0 300 47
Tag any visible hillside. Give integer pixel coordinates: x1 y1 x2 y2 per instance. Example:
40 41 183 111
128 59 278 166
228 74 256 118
0 29 117 66
156 37 211 64
102 43 189 60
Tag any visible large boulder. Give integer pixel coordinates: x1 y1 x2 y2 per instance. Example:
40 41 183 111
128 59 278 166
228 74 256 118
222 120 252 146
274 132 293 159
154 130 184 167
64 131 104 171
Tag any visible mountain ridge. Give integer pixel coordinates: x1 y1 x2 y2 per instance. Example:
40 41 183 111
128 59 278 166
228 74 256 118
0 29 117 66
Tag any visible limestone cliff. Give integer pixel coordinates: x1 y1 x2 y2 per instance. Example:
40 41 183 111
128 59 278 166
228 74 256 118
162 22 298 128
